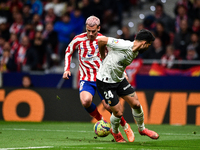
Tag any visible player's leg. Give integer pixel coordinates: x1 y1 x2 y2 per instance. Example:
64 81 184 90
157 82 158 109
114 79 137 142
122 92 159 139
79 81 102 121
101 99 112 112
109 102 126 143
96 79 126 142
97 90 127 127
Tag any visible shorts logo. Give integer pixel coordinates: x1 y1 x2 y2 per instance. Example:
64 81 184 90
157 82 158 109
80 81 85 91
123 84 131 90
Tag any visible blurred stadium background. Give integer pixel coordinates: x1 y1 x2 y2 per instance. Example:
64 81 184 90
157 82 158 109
0 0 200 126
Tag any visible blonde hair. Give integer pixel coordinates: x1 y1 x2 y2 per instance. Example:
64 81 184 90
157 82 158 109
85 16 100 27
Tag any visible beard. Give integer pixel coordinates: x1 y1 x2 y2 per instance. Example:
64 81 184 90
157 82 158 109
139 47 149 54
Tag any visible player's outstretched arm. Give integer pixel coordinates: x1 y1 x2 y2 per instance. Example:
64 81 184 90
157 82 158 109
63 70 71 80
98 37 108 59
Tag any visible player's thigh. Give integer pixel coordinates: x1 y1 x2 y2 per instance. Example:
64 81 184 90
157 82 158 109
80 91 93 103
79 81 95 104
117 79 140 109
96 87 113 111
110 101 123 117
101 99 112 112
121 92 140 109
96 79 120 107
97 88 104 101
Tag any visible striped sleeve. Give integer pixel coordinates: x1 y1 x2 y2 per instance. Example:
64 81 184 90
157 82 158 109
64 36 79 72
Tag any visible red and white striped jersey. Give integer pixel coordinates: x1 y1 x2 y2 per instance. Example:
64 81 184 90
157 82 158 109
64 32 104 81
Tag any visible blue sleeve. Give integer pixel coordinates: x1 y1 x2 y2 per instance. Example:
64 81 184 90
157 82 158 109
54 22 74 35
32 0 43 15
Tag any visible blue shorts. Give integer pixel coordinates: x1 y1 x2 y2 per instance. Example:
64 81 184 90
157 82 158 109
79 80 104 100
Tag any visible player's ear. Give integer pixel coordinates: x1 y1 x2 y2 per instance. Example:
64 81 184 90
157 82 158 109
98 26 100 31
143 41 147 45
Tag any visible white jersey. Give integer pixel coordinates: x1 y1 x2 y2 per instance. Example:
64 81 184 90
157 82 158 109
97 37 139 83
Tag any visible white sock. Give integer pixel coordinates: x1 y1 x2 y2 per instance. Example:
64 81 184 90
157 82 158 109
132 105 145 131
110 113 121 134
121 123 128 130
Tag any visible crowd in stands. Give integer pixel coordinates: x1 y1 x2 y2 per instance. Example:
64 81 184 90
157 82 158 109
0 0 200 73
0 0 132 72
118 0 200 70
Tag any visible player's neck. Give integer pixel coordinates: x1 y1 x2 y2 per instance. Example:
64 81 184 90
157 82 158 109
132 41 144 52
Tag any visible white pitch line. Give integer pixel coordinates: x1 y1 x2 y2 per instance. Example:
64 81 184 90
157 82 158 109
62 147 117 149
62 147 156 150
1 128 92 133
161 133 200 136
0 146 54 150
1 128 200 136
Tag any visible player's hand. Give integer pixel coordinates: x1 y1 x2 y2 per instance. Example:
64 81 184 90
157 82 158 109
63 71 71 79
125 74 129 82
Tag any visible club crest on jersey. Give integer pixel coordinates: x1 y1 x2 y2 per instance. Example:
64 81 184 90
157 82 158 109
112 39 119 44
107 100 111 105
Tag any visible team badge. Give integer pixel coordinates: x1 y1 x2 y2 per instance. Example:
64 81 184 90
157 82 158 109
112 39 119 44
107 100 111 105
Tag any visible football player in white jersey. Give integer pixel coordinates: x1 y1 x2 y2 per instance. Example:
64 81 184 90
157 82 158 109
96 29 159 142
63 16 134 142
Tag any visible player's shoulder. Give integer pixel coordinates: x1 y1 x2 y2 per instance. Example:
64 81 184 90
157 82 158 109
97 33 104 36
96 33 106 40
73 32 88 40
97 33 105 39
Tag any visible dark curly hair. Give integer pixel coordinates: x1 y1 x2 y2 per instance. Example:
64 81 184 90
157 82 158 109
135 29 155 43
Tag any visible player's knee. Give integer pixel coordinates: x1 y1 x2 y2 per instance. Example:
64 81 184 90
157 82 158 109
132 103 141 109
81 98 92 108
113 110 123 118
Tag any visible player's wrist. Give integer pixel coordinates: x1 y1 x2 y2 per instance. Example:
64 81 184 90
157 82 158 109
65 70 70 73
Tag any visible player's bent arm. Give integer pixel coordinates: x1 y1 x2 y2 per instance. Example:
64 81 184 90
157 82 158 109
98 37 108 59
124 72 129 82
64 37 78 71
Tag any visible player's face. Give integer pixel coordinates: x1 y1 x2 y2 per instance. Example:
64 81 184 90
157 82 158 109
86 25 100 41
139 42 152 54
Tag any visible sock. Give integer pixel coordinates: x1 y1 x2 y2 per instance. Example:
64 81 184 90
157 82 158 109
120 116 128 130
110 113 121 134
132 105 145 131
85 102 102 121
121 123 128 130
120 116 126 126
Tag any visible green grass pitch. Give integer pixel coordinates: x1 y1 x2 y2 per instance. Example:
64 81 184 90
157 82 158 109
0 121 199 150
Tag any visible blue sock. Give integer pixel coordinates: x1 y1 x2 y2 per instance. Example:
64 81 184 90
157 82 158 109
85 102 96 113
